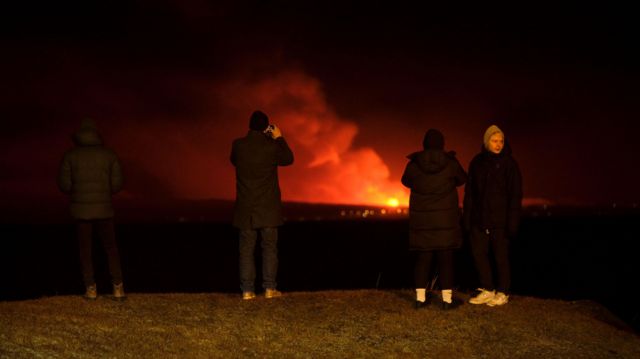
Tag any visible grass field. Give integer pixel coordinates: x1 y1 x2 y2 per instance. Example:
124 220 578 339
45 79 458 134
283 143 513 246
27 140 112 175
1 290 638 358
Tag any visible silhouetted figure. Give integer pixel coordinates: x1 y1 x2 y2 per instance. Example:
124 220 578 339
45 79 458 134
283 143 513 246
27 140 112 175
57 119 126 301
231 110 294 300
401 129 467 310
464 125 523 306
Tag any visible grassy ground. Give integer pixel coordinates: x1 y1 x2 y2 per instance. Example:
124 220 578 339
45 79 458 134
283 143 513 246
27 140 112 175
1 290 638 358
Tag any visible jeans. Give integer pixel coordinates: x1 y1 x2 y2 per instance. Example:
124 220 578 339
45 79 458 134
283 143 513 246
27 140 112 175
77 218 123 287
414 250 454 290
470 226 510 293
239 227 278 292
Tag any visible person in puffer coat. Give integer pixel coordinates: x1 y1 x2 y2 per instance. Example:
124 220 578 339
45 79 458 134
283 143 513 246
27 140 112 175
58 119 126 301
464 125 523 307
401 129 467 310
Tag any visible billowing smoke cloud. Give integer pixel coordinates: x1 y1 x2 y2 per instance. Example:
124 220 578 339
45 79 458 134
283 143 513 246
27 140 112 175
1 62 410 206
98 70 409 206
212 70 409 206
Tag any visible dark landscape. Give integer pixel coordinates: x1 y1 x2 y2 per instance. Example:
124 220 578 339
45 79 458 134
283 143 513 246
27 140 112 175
2 202 639 333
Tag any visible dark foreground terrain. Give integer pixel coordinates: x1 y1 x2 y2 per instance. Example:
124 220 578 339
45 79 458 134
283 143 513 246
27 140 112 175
1 213 639 332
1 290 639 358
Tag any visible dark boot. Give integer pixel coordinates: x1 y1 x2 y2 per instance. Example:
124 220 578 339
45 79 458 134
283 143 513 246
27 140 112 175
441 297 463 310
414 292 432 309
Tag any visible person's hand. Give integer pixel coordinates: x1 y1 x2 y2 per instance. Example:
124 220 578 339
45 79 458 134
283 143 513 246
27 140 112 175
270 124 282 139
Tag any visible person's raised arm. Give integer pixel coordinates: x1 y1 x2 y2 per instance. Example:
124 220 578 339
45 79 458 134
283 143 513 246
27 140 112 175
271 125 293 166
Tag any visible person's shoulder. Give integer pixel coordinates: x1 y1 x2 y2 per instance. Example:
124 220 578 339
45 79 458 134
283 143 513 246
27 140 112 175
504 154 520 168
232 136 247 146
102 147 120 158
469 152 484 164
445 150 461 162
447 153 465 170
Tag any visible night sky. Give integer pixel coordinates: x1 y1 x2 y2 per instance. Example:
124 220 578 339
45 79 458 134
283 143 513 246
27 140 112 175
2 2 639 209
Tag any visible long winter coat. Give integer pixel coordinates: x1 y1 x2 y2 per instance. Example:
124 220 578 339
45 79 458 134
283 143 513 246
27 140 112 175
231 130 294 229
58 127 123 220
462 143 523 235
401 150 467 251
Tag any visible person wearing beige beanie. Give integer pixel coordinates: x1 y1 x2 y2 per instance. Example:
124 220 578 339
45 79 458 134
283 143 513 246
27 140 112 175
463 124 523 307
483 125 504 154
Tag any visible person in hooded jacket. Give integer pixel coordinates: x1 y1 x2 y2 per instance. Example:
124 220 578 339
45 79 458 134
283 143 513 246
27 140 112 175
401 129 467 310
464 125 523 307
58 119 126 301
231 110 294 300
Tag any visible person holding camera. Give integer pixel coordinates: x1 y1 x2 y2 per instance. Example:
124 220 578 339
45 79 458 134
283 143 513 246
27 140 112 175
464 125 523 307
230 110 294 300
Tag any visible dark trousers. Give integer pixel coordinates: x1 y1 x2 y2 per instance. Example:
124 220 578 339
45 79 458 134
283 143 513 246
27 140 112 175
469 226 510 293
239 227 278 292
414 250 454 290
77 218 123 287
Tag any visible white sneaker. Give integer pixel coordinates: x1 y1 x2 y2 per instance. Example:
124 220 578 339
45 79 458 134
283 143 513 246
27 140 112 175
487 292 509 307
469 288 495 304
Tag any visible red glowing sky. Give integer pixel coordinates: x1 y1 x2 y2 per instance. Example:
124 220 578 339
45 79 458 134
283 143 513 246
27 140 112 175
2 3 640 208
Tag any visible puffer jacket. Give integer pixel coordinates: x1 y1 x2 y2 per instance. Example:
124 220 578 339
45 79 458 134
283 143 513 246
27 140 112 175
401 149 467 251
58 125 123 220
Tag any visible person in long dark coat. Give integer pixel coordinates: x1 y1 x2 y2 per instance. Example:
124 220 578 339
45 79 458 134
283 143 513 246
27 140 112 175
231 110 294 300
464 125 523 307
401 129 467 310
58 119 126 300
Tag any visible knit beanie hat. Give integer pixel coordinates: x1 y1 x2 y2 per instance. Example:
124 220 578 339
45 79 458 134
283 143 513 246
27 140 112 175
249 110 269 131
483 125 504 150
422 129 445 150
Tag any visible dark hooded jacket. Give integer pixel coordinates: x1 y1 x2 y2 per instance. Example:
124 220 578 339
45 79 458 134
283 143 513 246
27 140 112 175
57 123 123 220
231 130 294 229
463 142 523 235
401 150 467 251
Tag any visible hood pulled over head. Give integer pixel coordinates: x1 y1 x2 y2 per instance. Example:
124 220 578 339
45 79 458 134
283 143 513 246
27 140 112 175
423 129 444 150
73 118 103 146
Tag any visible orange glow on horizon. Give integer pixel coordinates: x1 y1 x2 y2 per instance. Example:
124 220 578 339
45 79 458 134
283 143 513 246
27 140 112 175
386 198 400 207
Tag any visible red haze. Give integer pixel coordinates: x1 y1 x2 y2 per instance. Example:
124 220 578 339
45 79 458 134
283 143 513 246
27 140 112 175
215 71 410 206
44 70 412 207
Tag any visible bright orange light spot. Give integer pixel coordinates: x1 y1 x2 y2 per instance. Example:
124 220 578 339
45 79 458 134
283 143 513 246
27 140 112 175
386 198 400 207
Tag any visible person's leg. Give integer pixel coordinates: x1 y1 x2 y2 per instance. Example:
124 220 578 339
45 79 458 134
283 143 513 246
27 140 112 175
239 229 258 293
96 218 123 285
97 218 126 300
469 227 494 291
436 250 458 308
491 228 510 294
437 250 454 290
260 227 279 291
76 221 95 287
414 251 433 289
414 251 433 305
469 227 496 304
